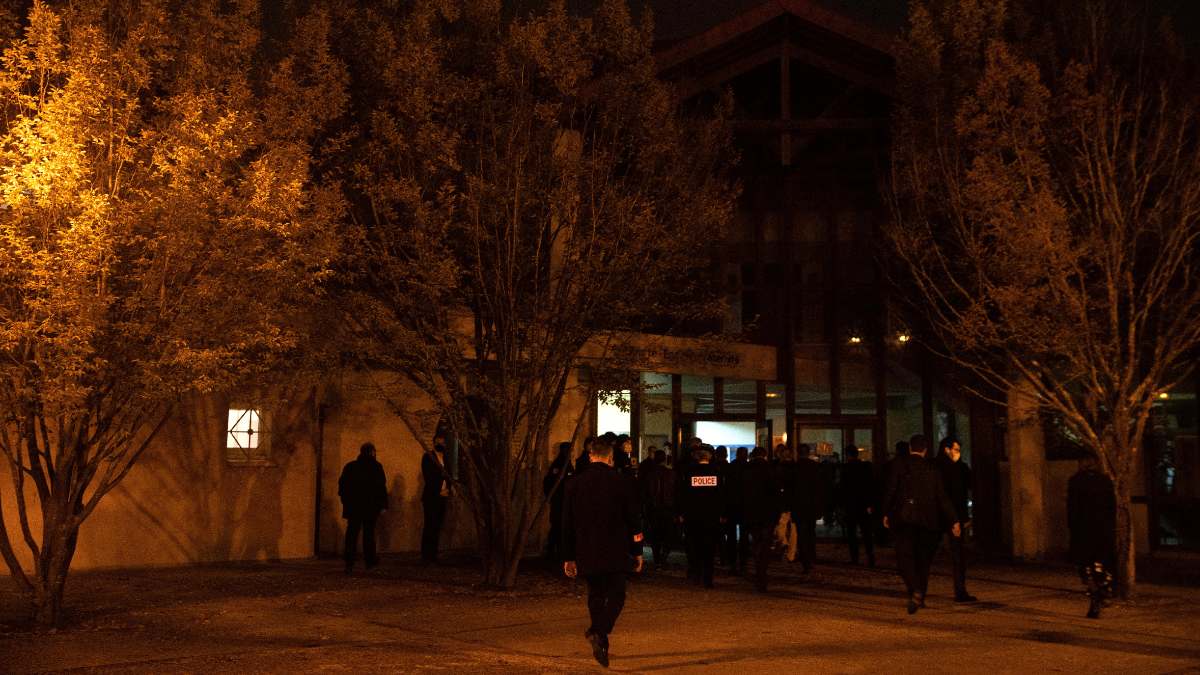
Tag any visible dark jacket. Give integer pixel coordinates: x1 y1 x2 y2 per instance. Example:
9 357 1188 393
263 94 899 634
789 459 824 521
882 453 958 531
338 455 388 519
543 456 574 517
679 462 726 523
562 463 643 575
640 461 676 511
839 459 877 515
723 458 746 520
740 458 782 527
1068 468 1116 566
938 455 972 523
421 450 449 502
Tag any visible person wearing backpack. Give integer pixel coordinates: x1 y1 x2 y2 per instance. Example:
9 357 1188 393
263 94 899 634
882 434 961 614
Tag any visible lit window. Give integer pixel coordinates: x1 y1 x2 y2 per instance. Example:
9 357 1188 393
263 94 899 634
226 407 270 464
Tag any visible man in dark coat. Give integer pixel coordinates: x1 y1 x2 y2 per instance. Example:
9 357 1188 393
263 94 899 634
839 444 877 567
678 445 725 588
938 437 976 602
543 441 575 561
721 447 748 570
640 449 676 567
563 439 644 668
741 447 781 592
338 442 388 574
790 443 823 573
1068 456 1116 618
420 435 451 563
883 434 961 614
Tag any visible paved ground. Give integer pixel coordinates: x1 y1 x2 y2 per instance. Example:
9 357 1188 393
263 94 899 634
2 544 1199 674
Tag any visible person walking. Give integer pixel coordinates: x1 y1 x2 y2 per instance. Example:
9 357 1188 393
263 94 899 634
641 448 676 568
790 443 823 573
562 439 644 667
679 445 725 588
723 447 749 571
543 441 575 561
420 435 452 564
741 447 781 592
338 442 388 574
840 444 877 567
882 434 961 614
938 437 976 601
1068 455 1116 618
774 445 799 562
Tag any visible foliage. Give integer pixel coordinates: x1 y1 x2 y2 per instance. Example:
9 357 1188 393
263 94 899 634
325 0 736 586
0 0 343 624
888 0 1200 595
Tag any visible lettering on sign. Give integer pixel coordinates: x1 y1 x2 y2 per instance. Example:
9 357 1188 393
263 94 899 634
691 475 718 487
613 345 742 369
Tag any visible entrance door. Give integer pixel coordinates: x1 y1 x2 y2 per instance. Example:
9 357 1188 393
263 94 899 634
795 423 879 537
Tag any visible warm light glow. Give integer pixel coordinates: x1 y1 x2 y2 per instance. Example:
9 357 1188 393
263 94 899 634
1158 391 1170 400
848 336 863 344
765 392 780 398
897 333 911 343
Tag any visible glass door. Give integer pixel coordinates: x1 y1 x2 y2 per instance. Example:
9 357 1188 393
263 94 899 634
795 423 880 538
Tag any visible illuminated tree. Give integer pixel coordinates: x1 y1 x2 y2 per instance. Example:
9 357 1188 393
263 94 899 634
888 0 1200 595
0 0 343 624
327 0 735 587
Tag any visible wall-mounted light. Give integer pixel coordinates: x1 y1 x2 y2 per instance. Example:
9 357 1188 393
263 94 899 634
848 336 863 344
897 333 911 344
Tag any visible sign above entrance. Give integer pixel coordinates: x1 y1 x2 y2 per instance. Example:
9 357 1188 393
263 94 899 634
585 334 776 380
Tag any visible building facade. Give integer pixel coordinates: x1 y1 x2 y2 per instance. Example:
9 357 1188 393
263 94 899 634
4 0 1195 575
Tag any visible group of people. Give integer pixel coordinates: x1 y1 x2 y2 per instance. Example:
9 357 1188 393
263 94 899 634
336 427 1117 668
337 436 453 574
547 431 977 599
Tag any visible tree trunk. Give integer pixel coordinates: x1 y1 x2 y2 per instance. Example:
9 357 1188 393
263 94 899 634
1113 481 1136 599
32 518 80 627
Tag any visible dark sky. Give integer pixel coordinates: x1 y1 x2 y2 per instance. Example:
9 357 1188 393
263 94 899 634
541 0 1200 48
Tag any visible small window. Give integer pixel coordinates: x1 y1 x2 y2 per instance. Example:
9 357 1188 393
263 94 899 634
226 407 271 464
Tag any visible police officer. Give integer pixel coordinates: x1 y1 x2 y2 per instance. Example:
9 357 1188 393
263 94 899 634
678 445 725 588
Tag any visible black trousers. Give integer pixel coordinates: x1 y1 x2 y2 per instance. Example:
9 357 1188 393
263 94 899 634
545 506 563 560
649 508 675 564
344 515 378 566
947 532 967 595
845 510 875 565
722 519 749 569
892 524 942 597
795 514 816 570
685 520 719 586
421 497 447 561
585 572 627 637
748 523 774 591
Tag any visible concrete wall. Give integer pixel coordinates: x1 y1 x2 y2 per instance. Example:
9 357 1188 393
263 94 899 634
1 392 320 571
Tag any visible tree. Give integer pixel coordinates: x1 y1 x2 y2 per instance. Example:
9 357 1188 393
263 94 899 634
888 0 1200 596
327 0 735 587
0 0 343 625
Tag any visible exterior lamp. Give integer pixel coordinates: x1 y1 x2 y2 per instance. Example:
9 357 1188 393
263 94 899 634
848 335 863 344
897 333 911 344
1157 391 1170 400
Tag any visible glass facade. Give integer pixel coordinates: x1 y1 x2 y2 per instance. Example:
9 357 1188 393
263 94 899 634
1148 378 1200 550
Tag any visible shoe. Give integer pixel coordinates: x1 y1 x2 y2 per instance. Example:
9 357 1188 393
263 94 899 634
1087 597 1101 619
585 630 609 667
955 593 977 603
908 592 923 615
